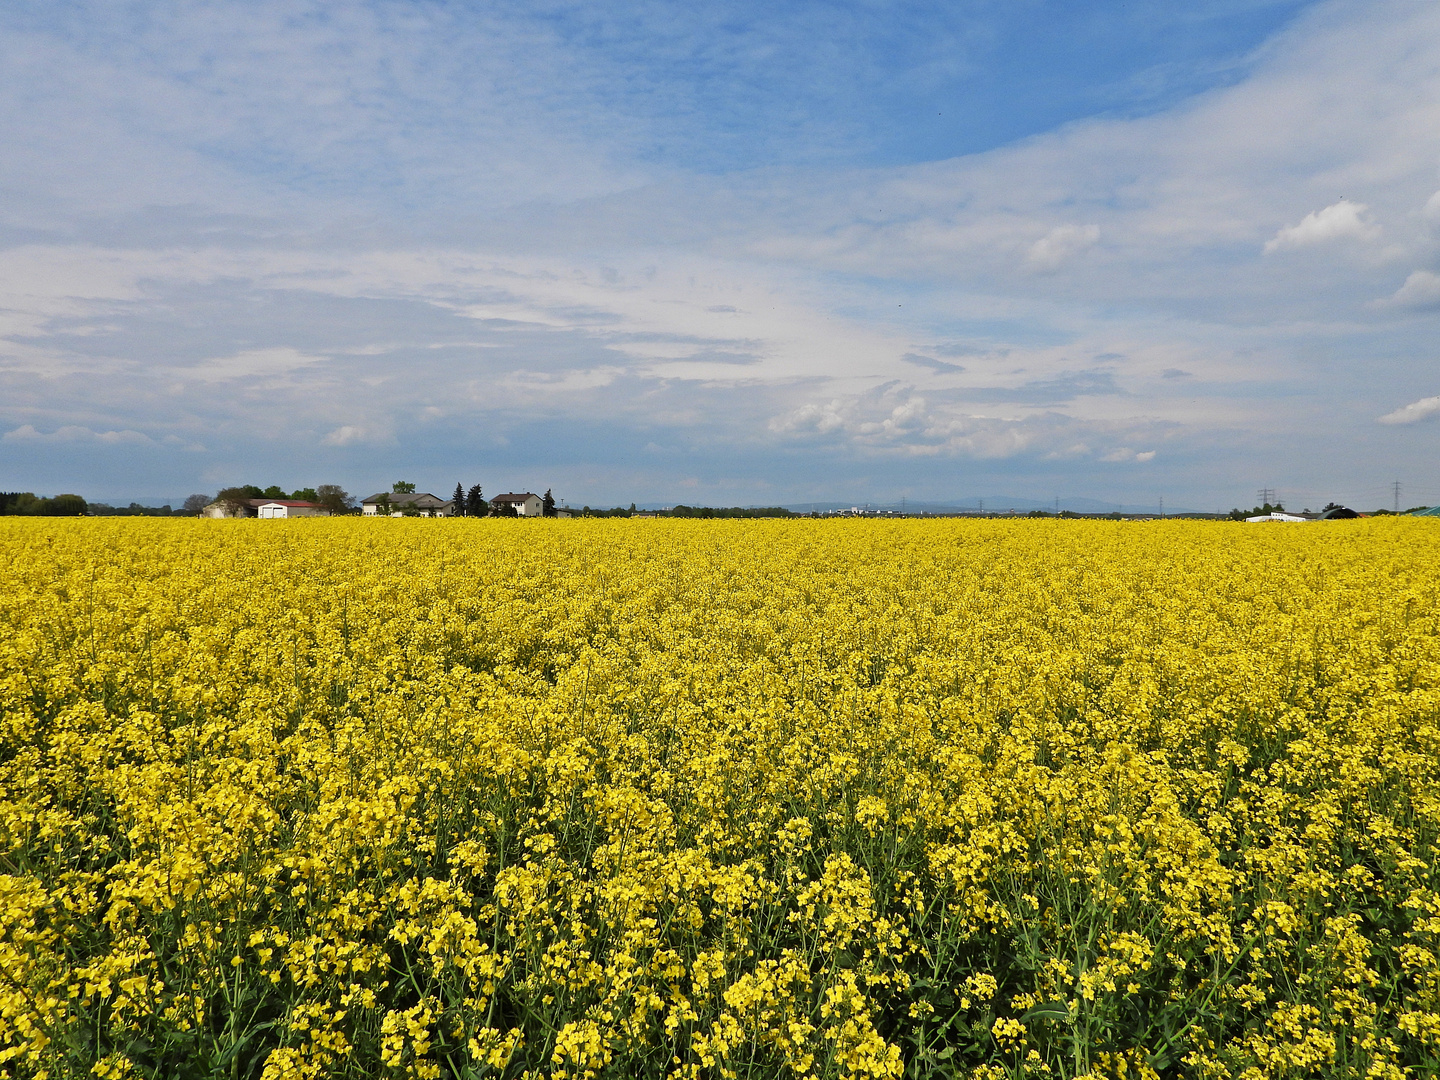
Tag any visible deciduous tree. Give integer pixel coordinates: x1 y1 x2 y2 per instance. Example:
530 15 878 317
315 485 355 515
216 487 251 517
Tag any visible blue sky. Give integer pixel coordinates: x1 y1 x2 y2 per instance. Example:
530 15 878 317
2 0 1438 511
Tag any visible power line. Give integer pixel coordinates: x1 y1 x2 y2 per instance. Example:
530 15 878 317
1257 487 1276 507
1393 480 1402 513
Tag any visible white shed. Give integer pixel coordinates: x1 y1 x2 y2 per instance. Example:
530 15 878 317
257 500 328 518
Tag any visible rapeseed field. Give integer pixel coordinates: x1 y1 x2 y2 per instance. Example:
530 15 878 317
2 517 1438 1080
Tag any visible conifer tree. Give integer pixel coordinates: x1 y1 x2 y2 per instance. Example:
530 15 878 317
466 484 488 517
452 482 465 516
543 489 556 517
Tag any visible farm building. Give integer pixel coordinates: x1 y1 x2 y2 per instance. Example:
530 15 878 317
360 492 453 517
204 498 328 519
256 500 327 518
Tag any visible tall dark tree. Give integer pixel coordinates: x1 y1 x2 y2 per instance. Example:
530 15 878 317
543 489 556 517
452 482 466 516
466 485 488 517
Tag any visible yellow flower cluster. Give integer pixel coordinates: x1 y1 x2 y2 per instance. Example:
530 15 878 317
1 517 1438 1079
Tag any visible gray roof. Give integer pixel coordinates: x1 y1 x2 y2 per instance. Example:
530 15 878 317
491 492 540 503
361 492 449 506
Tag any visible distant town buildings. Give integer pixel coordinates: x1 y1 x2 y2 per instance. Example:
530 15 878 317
197 485 569 519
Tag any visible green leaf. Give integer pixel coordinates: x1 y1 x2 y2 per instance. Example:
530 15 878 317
1021 1002 1071 1023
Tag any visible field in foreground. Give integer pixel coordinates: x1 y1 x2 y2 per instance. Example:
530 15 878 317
2 518 1439 1080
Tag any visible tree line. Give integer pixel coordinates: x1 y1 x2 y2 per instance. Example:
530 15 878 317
577 504 797 518
3 484 799 520
0 492 88 516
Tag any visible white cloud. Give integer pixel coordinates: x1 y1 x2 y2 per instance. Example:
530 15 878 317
767 383 1177 463
161 434 206 452
1378 395 1440 425
186 347 329 383
1026 225 1100 272
1098 447 1156 463
1424 191 1440 227
1382 269 1440 309
769 400 849 435
501 366 627 394
3 423 154 444
1263 200 1379 253
322 425 370 446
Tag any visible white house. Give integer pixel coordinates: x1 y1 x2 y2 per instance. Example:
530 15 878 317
361 492 453 517
491 492 545 517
